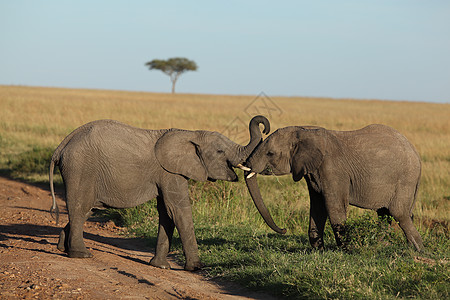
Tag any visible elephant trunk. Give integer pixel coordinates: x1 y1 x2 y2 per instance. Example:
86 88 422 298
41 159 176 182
232 115 270 166
244 173 287 234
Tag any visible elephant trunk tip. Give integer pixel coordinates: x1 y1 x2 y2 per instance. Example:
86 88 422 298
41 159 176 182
245 173 287 235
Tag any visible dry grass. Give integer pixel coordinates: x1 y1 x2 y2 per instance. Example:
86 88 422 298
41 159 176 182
1 85 448 222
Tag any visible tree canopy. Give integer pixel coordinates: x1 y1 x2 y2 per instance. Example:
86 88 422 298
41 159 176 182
145 57 197 93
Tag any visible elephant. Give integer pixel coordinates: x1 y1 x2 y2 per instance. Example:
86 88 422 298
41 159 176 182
243 124 424 251
49 116 270 271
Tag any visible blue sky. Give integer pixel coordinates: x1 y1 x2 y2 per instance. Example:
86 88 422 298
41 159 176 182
1 0 449 102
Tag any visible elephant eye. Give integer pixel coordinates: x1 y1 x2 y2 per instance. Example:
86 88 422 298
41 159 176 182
267 151 274 157
217 149 225 154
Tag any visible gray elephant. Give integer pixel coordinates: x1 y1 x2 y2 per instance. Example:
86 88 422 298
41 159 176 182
49 116 270 271
243 124 424 251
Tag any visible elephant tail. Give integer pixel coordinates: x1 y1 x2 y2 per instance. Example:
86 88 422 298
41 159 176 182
49 154 60 225
410 162 422 220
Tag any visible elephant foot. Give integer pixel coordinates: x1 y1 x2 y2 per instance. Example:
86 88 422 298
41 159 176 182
57 229 68 252
309 236 324 250
150 257 171 269
311 245 324 251
57 242 66 253
68 249 93 258
331 223 346 248
184 260 204 272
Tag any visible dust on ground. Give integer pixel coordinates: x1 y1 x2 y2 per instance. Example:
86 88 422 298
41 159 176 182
0 176 274 299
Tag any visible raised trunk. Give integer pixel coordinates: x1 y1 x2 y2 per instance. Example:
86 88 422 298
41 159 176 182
232 115 270 165
245 173 286 234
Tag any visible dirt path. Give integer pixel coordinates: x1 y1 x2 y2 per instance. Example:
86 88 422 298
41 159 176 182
0 176 274 299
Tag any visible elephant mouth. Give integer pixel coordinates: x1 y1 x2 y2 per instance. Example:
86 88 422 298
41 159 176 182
208 163 238 182
243 165 270 178
229 167 239 182
261 165 274 175
259 165 287 176
227 161 239 182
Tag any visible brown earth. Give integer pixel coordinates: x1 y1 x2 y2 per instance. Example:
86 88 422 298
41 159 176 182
0 176 274 300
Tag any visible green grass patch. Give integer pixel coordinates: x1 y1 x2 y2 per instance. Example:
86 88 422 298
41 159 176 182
2 146 54 180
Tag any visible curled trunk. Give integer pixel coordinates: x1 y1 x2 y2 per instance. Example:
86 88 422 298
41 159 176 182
245 115 270 155
245 173 286 234
231 116 270 166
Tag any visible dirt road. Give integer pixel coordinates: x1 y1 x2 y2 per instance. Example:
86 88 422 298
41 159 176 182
0 176 274 299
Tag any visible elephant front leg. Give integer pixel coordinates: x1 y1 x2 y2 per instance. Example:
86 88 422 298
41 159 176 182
150 196 175 269
324 193 348 249
158 178 203 271
308 192 328 250
174 206 204 271
331 223 346 248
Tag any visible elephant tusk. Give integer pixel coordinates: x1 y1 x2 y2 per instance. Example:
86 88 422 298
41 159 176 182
246 172 256 179
237 164 252 171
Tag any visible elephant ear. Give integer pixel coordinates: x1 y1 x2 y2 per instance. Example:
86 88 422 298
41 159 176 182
155 130 208 182
291 134 324 182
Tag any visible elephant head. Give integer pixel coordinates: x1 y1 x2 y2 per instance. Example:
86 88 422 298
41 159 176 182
155 115 270 182
244 126 326 234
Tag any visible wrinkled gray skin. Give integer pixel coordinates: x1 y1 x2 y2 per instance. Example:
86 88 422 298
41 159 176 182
244 124 423 251
49 116 270 271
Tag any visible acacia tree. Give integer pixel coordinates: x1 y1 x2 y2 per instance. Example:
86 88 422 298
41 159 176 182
145 57 198 94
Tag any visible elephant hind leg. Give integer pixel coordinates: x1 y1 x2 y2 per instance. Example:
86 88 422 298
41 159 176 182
389 187 423 251
395 215 424 251
66 204 94 258
67 216 94 258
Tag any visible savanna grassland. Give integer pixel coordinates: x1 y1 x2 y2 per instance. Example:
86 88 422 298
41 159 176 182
1 85 449 299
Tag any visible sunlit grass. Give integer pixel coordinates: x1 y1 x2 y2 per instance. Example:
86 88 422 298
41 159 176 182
1 85 449 223
1 85 449 299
